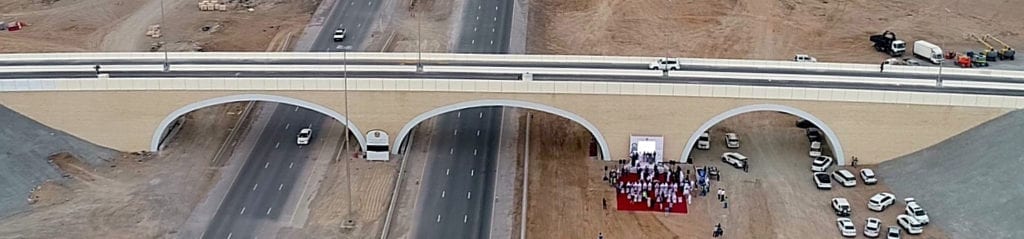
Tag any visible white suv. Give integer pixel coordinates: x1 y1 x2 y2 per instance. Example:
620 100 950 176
832 169 857 187
811 156 833 172
868 192 896 212
896 214 923 234
832 197 852 216
296 128 312 145
809 141 822 157
721 152 747 168
861 168 878 185
725 133 740 149
649 58 682 70
837 217 857 237
904 198 930 225
697 131 710 150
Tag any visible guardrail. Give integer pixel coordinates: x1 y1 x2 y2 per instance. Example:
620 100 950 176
2 52 1022 80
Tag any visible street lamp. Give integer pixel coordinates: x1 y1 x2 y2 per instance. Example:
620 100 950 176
342 48 355 227
416 12 423 72
938 8 952 87
160 0 169 72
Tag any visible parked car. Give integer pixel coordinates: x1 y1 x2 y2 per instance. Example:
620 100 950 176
896 214 923 234
811 156 834 172
832 169 857 187
886 226 901 239
725 133 740 149
296 128 312 145
795 54 818 62
721 152 748 168
864 217 882 238
837 217 857 237
809 141 822 157
649 58 682 70
795 119 815 128
861 168 878 185
697 131 711 150
868 192 896 212
813 172 832 190
832 197 852 216
904 198 930 225
807 128 822 141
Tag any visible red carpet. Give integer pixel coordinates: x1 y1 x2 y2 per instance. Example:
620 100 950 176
615 173 687 214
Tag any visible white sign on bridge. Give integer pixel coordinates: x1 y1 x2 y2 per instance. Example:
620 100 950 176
366 130 390 161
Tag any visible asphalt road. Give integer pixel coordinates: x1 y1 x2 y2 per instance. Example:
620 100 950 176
309 0 384 52
202 105 327 239
453 0 514 53
412 107 502 239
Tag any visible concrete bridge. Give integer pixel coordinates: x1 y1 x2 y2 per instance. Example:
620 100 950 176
2 75 1020 165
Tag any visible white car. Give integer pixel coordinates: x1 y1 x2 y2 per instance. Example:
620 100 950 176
296 128 312 145
812 172 832 190
721 152 747 168
832 169 857 187
809 141 822 157
864 217 882 238
896 214 923 235
697 131 710 150
886 226 901 239
868 192 896 212
333 28 346 41
811 156 834 172
724 133 740 149
831 197 851 217
795 54 818 62
861 168 878 185
837 217 857 237
648 58 682 70
904 198 930 225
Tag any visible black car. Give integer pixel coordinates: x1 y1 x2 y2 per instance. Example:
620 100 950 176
807 128 822 141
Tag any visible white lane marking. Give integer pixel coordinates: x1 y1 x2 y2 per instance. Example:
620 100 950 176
278 184 284 191
467 191 471 199
494 17 497 21
478 5 481 9
458 112 461 117
357 23 362 28
496 6 499 10
437 214 441 222
368 1 372 5
252 184 258 191
446 168 450 175
275 142 280 148
474 27 478 32
227 232 233 239
454 129 458 135
442 190 446 198
476 16 479 20
289 162 294 168
472 40 475 44
308 124 312 128
264 162 270 168
476 130 481 136
492 28 495 32
474 149 477 155
490 40 494 45
266 207 273 215
450 148 454 154
471 170 475 176
285 123 290 129
240 207 246 215
464 214 468 223
351 1 355 5
294 106 299 111
479 112 483 118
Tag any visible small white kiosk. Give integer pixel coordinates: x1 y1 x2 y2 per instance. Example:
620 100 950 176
366 130 390 161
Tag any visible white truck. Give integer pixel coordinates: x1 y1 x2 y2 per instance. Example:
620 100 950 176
913 40 944 64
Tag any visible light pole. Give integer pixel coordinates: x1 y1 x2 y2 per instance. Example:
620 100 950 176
343 49 355 227
160 0 169 72
938 8 952 87
416 12 423 72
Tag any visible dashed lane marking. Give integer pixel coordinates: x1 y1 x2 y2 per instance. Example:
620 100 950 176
279 184 284 191
477 130 481 136
227 233 233 239
264 162 270 168
266 207 273 215
479 112 483 118
454 129 458 135
285 123 290 129
252 184 258 191
240 207 246 215
467 191 471 199
275 142 280 148
442 190 446 198
289 162 294 168
471 169 475 176
464 214 468 223
437 214 441 222
458 112 461 117
294 106 299 111
474 149 477 155
446 169 450 175
450 148 454 154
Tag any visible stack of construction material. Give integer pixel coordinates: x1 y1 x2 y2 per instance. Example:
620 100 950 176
198 0 228 11
145 24 161 38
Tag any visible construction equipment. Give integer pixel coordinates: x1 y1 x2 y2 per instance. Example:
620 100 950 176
966 51 989 67
955 54 972 68
870 31 907 56
984 34 1016 60
969 33 999 62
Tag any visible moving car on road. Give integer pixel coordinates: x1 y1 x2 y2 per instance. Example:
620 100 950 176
837 217 857 237
832 197 852 217
725 133 740 149
813 172 832 190
810 141 822 157
697 131 711 150
795 54 818 62
811 156 834 172
864 217 882 238
296 128 312 145
721 152 748 169
896 214 923 235
887 226 901 239
861 168 878 185
832 169 857 187
649 58 682 70
333 28 346 41
868 192 896 212
904 198 930 225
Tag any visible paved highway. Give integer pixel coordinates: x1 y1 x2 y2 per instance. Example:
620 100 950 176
309 0 384 51
453 0 514 53
202 105 327 239
412 107 502 239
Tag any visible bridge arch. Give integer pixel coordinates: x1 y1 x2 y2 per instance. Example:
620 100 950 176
680 104 846 165
392 99 612 161
151 94 367 152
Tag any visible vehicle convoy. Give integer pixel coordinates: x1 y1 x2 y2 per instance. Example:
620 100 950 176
985 34 1016 60
913 40 944 64
870 31 907 56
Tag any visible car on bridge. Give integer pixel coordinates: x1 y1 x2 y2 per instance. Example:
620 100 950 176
297 128 312 145
721 152 747 168
648 58 682 71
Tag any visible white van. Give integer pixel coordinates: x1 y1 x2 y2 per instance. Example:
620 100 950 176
832 169 857 187
913 40 944 64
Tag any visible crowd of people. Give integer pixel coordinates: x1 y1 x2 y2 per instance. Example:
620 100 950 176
603 151 718 213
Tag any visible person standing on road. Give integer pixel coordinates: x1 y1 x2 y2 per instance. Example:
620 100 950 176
94 64 101 74
723 195 729 208
602 198 607 210
598 232 604 239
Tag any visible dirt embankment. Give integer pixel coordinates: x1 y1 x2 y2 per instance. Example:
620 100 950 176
528 0 1024 63
0 0 317 52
